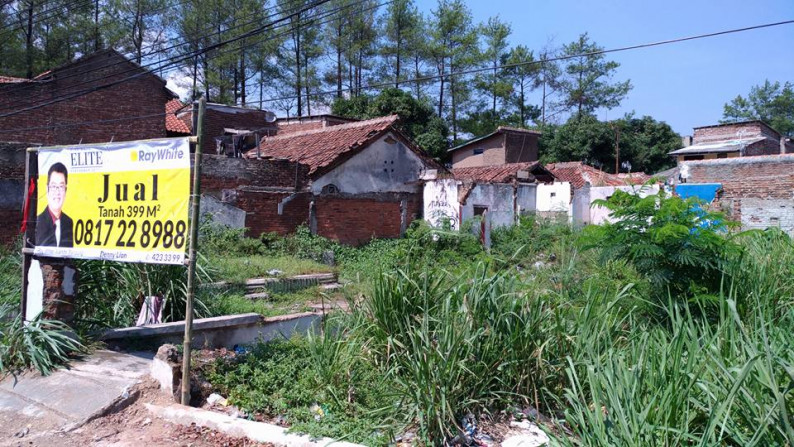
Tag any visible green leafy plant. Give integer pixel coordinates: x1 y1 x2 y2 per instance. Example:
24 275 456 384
0 304 85 376
580 188 741 301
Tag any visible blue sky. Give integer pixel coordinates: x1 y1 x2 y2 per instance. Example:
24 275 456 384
415 0 794 136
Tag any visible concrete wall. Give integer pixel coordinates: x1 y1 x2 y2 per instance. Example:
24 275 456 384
312 132 426 194
683 155 794 235
200 194 246 229
536 182 572 216
740 198 794 234
516 184 537 217
587 185 660 225
424 178 460 230
450 133 504 168
460 183 537 228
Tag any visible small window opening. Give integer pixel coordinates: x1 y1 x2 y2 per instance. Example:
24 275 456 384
473 148 484 155
322 184 340 194
473 205 488 216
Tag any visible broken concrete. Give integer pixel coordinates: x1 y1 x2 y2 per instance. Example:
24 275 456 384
101 312 323 350
0 350 152 439
146 402 365 447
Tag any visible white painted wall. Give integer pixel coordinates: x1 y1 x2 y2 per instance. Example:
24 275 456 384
536 182 571 214
588 185 660 225
424 178 460 230
312 132 427 194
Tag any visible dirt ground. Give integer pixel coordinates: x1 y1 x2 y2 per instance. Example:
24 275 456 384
3 378 272 447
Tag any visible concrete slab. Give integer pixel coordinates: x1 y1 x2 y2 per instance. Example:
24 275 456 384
146 403 366 447
0 349 152 438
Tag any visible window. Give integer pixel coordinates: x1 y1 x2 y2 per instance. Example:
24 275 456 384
683 155 704 161
717 153 728 159
473 148 484 155
550 192 556 198
322 184 339 194
473 206 488 216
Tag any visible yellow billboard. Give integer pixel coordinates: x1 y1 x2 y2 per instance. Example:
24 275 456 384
33 137 190 265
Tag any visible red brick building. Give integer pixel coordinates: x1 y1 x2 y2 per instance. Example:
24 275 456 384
669 120 792 162
449 126 541 169
226 115 440 245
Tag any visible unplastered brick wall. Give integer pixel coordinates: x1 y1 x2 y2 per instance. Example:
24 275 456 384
199 155 308 193
0 142 32 245
237 190 311 237
684 155 794 234
315 193 421 245
195 107 278 154
0 51 172 145
693 121 775 144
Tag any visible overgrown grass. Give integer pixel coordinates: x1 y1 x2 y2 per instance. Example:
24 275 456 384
203 205 793 445
0 304 85 376
207 255 334 284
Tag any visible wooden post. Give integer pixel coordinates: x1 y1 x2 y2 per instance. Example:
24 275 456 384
181 98 205 406
20 148 38 323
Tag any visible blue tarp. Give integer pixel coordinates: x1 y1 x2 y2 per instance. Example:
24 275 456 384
676 183 722 202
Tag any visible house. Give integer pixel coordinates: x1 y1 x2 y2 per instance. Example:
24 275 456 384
0 49 178 145
669 120 792 163
423 162 555 231
545 162 655 225
0 49 185 246
275 114 358 135
167 101 279 156
678 154 794 235
449 126 541 168
210 115 441 245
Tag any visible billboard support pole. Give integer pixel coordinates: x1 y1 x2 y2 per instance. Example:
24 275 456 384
181 97 205 406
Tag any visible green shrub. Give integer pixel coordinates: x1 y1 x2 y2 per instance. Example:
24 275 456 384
0 304 85 376
580 188 742 302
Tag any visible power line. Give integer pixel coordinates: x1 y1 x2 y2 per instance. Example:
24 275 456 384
0 0 95 33
0 0 336 119
0 0 323 96
1 17 790 130
0 0 379 112
251 19 794 106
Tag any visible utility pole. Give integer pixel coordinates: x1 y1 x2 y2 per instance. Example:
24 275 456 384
611 121 621 174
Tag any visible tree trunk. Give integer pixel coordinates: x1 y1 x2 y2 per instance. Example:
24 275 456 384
25 0 34 79
395 28 401 88
94 0 100 51
335 22 343 98
304 52 311 116
240 50 246 106
294 20 302 116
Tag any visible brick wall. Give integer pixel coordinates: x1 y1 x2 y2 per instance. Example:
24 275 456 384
0 51 172 146
196 107 278 154
199 155 308 193
237 190 312 236
0 142 30 245
684 155 794 234
198 155 311 236
504 132 539 163
314 193 421 245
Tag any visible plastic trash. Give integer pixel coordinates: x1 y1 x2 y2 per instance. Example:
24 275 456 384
207 393 229 406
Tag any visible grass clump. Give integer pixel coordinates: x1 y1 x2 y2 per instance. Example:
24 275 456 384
0 304 85 376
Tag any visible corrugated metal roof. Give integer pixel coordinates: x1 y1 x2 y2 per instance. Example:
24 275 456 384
668 137 764 155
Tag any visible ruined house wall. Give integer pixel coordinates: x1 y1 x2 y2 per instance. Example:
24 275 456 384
684 155 794 234
312 134 426 195
0 52 172 146
0 142 30 245
314 193 421 245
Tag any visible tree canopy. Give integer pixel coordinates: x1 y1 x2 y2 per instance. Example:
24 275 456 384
539 113 679 174
722 80 794 137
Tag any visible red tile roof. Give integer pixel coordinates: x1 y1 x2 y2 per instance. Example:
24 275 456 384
451 162 548 183
0 75 28 83
165 99 191 134
247 115 422 177
545 162 651 188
